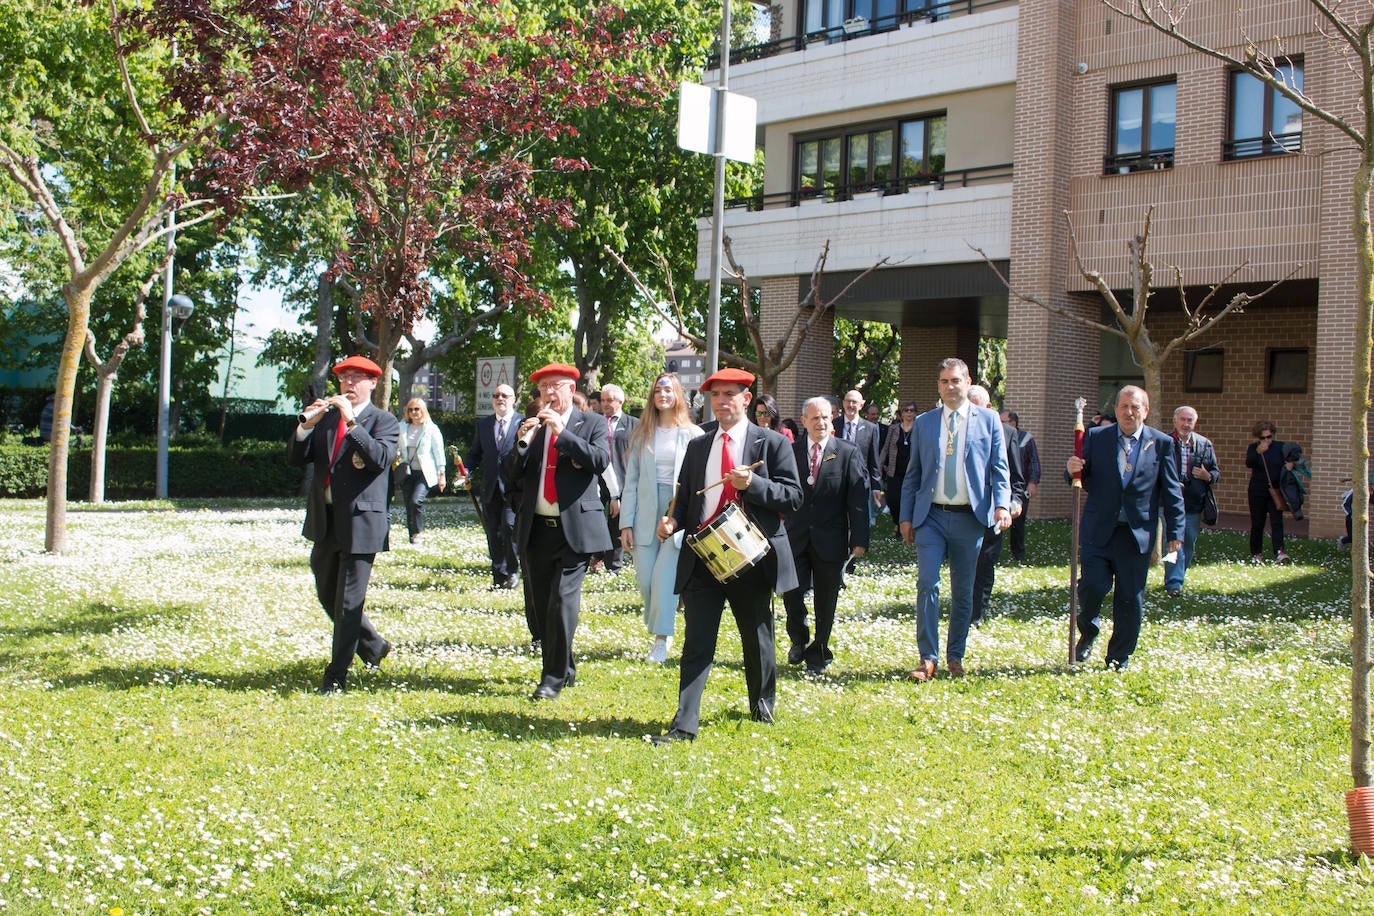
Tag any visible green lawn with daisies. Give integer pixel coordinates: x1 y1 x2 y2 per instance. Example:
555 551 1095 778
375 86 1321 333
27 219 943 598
0 497 1370 914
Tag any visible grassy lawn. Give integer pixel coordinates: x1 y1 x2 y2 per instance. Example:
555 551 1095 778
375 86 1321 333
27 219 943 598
1 496 1371 914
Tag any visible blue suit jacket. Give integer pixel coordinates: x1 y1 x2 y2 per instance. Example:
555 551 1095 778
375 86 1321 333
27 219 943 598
900 404 1011 529
1078 423 1186 553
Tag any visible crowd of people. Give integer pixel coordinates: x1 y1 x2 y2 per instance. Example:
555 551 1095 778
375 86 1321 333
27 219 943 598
291 355 1320 741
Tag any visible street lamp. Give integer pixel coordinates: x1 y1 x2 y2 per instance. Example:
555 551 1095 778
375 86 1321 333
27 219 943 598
155 291 194 499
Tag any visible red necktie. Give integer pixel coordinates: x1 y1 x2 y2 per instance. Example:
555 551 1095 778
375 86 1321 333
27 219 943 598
543 430 559 504
718 431 738 509
811 442 821 481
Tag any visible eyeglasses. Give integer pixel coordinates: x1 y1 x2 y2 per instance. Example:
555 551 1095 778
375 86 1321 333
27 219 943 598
492 392 510 399
902 407 916 413
407 408 422 413
1259 434 1274 440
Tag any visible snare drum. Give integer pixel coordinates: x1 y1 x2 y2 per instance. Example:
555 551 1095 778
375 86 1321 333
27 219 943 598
685 502 771 583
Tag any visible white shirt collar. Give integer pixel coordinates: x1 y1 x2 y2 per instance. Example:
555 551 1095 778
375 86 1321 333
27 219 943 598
719 417 750 443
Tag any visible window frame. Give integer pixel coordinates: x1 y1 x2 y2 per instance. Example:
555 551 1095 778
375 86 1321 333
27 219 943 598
1104 77 1177 175
1265 347 1310 394
794 112 946 201
1224 58 1304 160
1183 348 1224 393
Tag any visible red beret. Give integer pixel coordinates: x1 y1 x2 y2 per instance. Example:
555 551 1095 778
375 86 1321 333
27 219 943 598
332 355 383 378
700 367 755 391
530 362 580 384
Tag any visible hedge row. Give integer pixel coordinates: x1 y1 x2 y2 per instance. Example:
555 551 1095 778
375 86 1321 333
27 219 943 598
0 440 304 499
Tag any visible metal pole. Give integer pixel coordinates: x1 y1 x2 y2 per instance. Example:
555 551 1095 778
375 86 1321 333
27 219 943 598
155 186 176 500
705 0 731 419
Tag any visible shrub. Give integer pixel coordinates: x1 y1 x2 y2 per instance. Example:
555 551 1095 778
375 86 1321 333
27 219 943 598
0 440 304 498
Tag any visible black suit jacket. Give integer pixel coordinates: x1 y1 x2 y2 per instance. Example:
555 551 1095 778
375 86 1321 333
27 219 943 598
605 412 638 496
505 408 614 555
287 404 399 555
786 437 870 562
1002 421 1029 513
832 415 881 494
670 423 804 594
466 412 523 504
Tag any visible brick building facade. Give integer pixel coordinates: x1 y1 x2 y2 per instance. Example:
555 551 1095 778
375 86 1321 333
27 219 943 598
698 0 1363 537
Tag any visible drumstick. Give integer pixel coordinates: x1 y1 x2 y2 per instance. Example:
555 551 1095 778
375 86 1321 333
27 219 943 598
664 482 680 521
696 460 764 496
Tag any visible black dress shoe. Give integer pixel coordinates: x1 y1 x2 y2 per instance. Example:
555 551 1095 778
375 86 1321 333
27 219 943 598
360 640 392 669
1073 636 1095 663
1105 657 1130 671
499 575 520 590
752 700 775 724
786 644 805 665
317 679 345 695
648 728 695 745
531 682 561 700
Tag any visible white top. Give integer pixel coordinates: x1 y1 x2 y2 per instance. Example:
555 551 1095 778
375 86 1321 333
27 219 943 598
654 426 678 486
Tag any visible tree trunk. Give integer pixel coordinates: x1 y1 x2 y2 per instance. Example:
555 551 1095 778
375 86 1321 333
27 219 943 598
311 273 335 400
89 372 115 504
46 284 92 553
1351 153 1373 790
219 309 237 440
395 364 416 415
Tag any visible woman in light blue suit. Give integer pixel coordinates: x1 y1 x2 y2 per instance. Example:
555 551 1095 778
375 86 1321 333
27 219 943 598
620 373 702 663
400 398 446 544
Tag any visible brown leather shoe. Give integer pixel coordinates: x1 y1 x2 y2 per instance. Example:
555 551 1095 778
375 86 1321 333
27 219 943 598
946 659 966 678
907 659 937 682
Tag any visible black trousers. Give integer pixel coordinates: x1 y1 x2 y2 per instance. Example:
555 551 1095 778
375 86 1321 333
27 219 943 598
524 519 590 686
971 524 1004 627
601 501 625 569
1248 486 1285 556
1007 501 1028 560
782 545 843 667
669 562 776 736
481 491 519 584
311 509 386 684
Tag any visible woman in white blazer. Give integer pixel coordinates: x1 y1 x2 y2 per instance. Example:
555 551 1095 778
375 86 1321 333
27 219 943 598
400 398 446 544
619 373 702 662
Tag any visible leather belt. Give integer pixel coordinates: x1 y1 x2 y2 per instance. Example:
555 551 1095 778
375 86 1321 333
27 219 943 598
537 515 561 527
936 503 972 513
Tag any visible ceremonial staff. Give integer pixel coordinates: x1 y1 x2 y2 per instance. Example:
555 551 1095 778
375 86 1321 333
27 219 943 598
1069 397 1086 664
447 445 486 527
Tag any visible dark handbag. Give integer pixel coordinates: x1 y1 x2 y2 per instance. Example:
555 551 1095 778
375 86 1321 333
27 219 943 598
1201 485 1219 526
1262 453 1287 513
1268 486 1288 512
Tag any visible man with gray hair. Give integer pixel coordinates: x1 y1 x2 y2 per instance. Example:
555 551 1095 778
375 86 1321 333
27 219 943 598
598 383 637 572
782 396 869 674
1163 405 1219 597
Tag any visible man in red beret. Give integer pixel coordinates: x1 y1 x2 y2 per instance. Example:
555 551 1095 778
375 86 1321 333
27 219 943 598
289 354 400 694
505 362 613 700
648 368 803 743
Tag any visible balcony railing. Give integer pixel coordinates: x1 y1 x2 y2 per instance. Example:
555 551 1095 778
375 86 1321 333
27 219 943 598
706 0 1017 70
1103 150 1175 175
1223 132 1303 161
719 162 1013 213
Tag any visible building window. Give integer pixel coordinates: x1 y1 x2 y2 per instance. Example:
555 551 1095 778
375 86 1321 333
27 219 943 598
1266 347 1309 394
796 114 945 200
1226 60 1303 159
1184 348 1224 392
1105 79 1176 174
802 0 935 36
